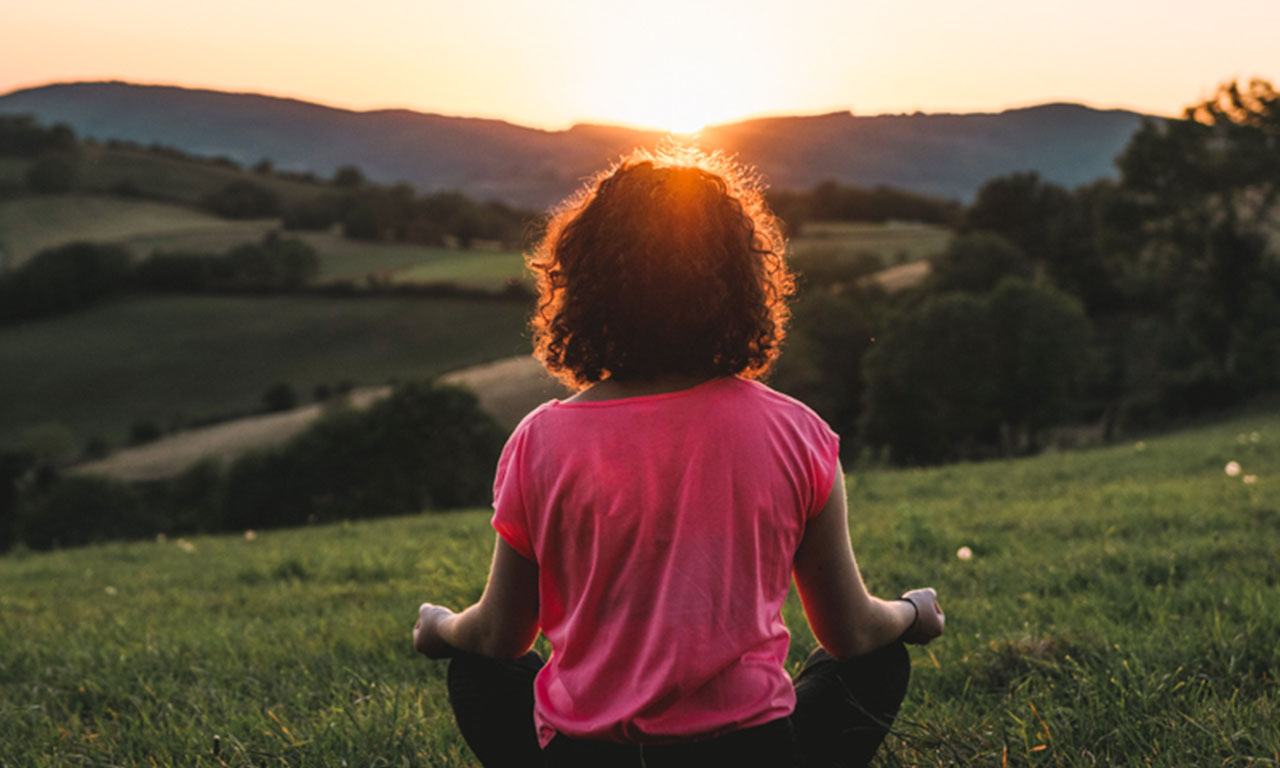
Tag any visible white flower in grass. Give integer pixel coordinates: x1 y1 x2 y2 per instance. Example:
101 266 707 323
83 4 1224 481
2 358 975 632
176 538 197 553
1243 475 1258 485
1250 432 1261 443
956 546 973 561
244 529 257 541
1134 441 1146 452
1225 461 1242 477
104 586 117 596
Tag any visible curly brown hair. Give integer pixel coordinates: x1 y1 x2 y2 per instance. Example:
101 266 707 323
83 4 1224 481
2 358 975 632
528 147 795 390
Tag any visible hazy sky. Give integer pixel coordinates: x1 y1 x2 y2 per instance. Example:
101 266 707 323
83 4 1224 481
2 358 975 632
3 0 1278 132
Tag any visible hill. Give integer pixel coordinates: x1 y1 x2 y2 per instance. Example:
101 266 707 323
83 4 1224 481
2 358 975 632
73 356 569 482
0 82 1149 205
1 408 1275 764
0 294 531 450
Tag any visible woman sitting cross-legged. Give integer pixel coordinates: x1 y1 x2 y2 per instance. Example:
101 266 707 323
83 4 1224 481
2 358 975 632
413 148 945 768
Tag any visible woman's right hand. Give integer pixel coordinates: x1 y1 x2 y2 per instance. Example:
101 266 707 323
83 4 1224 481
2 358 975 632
901 588 945 645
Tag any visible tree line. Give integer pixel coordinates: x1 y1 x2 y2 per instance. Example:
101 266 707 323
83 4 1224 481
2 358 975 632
0 233 320 324
0 115 539 250
767 180 962 234
1 382 505 550
775 79 1280 464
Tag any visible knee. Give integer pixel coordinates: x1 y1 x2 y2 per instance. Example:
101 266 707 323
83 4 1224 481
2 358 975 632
814 641 911 697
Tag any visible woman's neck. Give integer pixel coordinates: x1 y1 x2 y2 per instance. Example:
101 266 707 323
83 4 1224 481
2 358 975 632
565 374 715 403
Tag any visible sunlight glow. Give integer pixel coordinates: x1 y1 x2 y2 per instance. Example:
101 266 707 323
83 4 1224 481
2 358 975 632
567 0 792 133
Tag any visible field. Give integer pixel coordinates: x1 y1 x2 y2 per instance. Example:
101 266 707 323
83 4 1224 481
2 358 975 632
0 294 531 450
0 195 254 266
74 144 328 208
0 194 529 287
790 221 952 265
1 408 1275 766
75 357 567 483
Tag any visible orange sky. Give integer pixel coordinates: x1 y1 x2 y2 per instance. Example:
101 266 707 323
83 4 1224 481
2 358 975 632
3 0 1278 132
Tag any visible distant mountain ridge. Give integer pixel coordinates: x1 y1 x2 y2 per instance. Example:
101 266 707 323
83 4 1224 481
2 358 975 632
0 81 1152 206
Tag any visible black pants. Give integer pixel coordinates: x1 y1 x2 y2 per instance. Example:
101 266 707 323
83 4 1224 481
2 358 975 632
446 642 910 768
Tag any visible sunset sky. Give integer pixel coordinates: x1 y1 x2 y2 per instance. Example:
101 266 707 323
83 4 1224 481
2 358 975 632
3 0 1278 133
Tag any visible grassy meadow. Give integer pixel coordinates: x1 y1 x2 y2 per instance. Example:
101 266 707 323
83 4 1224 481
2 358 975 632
0 194 529 287
0 295 530 449
1 408 1275 766
790 221 951 265
0 145 329 210
0 195 253 267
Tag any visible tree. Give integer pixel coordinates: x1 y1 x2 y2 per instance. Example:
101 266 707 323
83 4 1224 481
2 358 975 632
771 287 886 454
861 279 1093 462
929 232 1034 295
862 293 1000 464
965 172 1072 263
1114 78 1280 392
332 165 366 188
202 180 280 219
262 383 298 412
985 278 1093 452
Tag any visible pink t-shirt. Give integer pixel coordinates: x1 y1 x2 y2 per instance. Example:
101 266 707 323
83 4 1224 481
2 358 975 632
491 376 840 748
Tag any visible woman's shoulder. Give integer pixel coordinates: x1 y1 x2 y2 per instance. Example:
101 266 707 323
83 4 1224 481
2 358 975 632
731 377 830 421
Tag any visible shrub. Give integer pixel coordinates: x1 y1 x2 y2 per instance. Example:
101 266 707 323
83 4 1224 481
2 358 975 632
929 232 1034 295
862 280 1093 462
201 180 280 219
0 242 133 324
262 383 298 412
222 381 504 530
129 420 163 446
281 195 339 230
25 151 78 193
16 474 158 549
863 293 1000 464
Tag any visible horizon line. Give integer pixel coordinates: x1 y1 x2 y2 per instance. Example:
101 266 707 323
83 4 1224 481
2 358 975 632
0 77 1174 135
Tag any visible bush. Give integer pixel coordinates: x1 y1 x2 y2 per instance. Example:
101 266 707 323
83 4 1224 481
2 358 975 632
129 420 163 446
25 151 78 193
201 180 280 219
0 242 133 324
222 381 504 530
862 279 1093 463
863 293 1000 464
134 232 319 292
929 232 1034 295
282 195 340 230
0 116 77 156
16 474 158 549
262 383 298 412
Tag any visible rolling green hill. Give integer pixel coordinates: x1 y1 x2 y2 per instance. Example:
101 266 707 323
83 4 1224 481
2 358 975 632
0 408 1274 765
0 194 529 286
0 294 531 450
0 195 252 267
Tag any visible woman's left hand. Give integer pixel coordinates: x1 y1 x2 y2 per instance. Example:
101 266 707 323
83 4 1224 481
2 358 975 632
413 602 456 658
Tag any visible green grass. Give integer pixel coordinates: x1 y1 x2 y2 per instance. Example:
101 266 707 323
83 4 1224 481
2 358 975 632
0 195 249 266
791 221 952 266
1 409 1276 766
388 248 527 288
76 144 328 208
0 192 526 287
0 294 530 449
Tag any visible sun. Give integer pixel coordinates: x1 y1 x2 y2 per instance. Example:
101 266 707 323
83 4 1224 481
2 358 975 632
570 4 785 135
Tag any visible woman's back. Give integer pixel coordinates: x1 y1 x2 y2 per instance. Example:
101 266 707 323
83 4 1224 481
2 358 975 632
493 376 838 745
412 148 942 768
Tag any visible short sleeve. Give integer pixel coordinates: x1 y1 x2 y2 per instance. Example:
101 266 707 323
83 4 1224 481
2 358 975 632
491 419 536 562
804 417 842 519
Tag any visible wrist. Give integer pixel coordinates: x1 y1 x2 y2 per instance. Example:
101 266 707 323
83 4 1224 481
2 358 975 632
894 596 919 644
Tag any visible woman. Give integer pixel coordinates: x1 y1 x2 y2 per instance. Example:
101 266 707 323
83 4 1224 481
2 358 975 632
413 148 944 767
